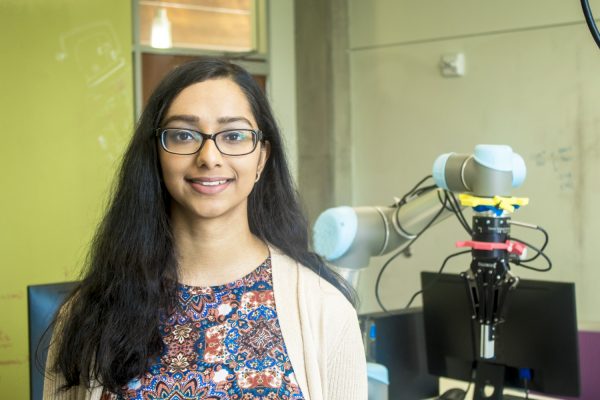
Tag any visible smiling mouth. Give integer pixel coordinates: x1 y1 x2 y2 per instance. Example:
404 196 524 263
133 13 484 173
186 178 234 187
196 180 228 186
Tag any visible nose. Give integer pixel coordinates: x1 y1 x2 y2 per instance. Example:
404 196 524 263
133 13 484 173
195 138 223 168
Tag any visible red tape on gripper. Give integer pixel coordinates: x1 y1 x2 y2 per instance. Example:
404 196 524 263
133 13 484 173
456 240 526 255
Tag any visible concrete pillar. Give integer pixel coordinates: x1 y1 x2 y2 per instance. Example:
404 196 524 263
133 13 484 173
294 0 352 224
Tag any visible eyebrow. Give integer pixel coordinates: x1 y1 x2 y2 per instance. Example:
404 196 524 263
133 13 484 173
162 115 254 127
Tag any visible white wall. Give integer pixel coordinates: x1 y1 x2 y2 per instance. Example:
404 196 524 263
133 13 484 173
348 0 600 328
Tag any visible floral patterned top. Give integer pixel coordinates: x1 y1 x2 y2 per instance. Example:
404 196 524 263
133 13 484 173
107 257 304 400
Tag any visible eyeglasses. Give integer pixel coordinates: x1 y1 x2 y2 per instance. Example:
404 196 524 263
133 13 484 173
156 128 263 156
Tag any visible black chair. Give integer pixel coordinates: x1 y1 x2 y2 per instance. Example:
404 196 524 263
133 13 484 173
27 281 78 400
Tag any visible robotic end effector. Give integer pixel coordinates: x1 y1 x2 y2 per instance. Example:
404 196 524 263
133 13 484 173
436 145 530 361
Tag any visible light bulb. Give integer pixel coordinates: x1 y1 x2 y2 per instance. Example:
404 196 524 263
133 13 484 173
151 8 172 49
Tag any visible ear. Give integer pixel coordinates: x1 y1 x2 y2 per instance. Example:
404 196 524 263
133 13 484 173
257 140 271 175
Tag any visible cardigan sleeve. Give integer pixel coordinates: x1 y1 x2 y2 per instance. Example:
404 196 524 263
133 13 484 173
325 302 368 399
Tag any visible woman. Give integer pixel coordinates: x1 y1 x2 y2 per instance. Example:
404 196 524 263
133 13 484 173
44 58 367 399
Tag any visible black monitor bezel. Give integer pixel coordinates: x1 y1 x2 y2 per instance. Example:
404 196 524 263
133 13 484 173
421 271 580 398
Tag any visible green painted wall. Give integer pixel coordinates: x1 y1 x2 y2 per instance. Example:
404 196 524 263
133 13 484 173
0 0 133 396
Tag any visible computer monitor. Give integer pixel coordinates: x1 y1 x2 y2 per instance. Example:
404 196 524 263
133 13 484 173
359 308 439 399
27 281 78 400
421 271 580 399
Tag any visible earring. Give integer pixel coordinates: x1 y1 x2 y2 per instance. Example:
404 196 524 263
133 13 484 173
255 172 261 183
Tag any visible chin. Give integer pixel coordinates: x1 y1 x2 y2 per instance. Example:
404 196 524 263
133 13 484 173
169 191 250 222
195 209 231 220
191 200 248 221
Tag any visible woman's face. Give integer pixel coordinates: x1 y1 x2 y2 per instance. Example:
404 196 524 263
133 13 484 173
158 78 269 222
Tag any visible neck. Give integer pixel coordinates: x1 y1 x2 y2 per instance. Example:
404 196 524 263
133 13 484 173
170 208 269 287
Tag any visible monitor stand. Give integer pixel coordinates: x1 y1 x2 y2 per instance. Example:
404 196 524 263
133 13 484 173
473 362 505 400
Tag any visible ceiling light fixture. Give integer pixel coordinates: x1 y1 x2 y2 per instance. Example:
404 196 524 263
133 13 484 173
150 8 172 49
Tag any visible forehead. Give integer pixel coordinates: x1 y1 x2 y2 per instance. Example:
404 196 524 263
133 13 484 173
165 78 256 124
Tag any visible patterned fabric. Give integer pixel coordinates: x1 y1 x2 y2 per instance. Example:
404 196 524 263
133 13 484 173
111 257 304 400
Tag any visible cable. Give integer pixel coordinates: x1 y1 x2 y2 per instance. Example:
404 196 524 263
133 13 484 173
436 190 472 236
447 190 473 235
375 189 449 312
449 191 471 231
519 368 532 399
463 379 472 399
412 184 438 198
509 221 548 263
520 229 548 262
510 236 552 272
395 175 434 207
441 190 469 233
581 0 600 49
375 241 411 312
403 249 471 309
375 174 477 312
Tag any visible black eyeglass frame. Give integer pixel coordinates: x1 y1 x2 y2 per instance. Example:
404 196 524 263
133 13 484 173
155 128 264 156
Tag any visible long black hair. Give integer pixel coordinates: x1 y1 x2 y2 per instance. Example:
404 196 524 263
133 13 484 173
51 57 356 393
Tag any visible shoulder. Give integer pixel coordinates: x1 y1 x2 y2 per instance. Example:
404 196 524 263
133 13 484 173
299 262 356 318
270 245 367 398
270 245 357 327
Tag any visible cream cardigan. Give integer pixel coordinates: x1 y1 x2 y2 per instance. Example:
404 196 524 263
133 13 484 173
43 246 368 400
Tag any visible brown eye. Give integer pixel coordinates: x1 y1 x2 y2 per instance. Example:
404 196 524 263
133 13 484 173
221 130 251 143
171 130 196 142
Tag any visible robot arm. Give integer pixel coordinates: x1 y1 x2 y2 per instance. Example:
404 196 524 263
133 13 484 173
313 145 526 277
312 188 452 271
314 144 531 373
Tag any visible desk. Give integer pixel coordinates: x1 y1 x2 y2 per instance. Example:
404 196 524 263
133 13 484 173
432 378 562 400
